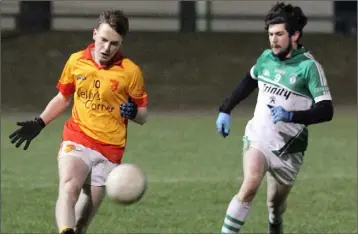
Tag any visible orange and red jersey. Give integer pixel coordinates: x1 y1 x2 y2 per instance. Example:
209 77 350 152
56 43 148 163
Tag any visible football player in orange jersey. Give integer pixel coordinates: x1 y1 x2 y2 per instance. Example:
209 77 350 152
9 10 148 234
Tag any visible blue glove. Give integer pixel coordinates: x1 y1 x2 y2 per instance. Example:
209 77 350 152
216 112 231 137
268 105 293 124
120 100 138 119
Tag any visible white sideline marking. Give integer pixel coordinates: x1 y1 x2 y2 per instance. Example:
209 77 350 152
150 173 356 183
1 174 356 190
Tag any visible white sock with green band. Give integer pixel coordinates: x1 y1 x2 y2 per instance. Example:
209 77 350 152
220 196 251 234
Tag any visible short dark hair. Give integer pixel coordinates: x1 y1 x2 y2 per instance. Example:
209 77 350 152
97 10 129 38
264 2 308 40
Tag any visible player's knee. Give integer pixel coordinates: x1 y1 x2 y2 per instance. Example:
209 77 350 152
237 176 262 202
59 179 82 202
244 173 264 190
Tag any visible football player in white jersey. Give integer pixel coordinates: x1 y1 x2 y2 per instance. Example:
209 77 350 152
216 3 334 234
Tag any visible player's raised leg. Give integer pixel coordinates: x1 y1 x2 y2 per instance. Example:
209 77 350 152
56 155 90 234
220 147 268 234
74 184 106 234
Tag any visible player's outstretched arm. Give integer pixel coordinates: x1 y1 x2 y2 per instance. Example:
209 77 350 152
218 72 258 115
39 92 72 125
9 92 72 150
216 72 258 137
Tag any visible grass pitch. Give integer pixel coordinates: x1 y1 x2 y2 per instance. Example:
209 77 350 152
1 110 356 233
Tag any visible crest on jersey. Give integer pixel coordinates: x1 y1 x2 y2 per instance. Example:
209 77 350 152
75 75 87 85
269 96 276 104
289 74 297 84
76 75 86 81
263 69 270 77
110 79 119 92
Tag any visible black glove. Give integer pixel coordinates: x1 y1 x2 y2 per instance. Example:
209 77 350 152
9 117 46 150
120 100 138 119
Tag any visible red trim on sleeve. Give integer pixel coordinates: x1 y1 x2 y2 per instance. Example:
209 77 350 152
131 96 148 107
57 82 75 96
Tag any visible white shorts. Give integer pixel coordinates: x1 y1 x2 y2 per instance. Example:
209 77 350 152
58 141 118 186
243 136 304 186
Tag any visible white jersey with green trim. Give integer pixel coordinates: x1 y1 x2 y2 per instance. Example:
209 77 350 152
245 47 332 155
